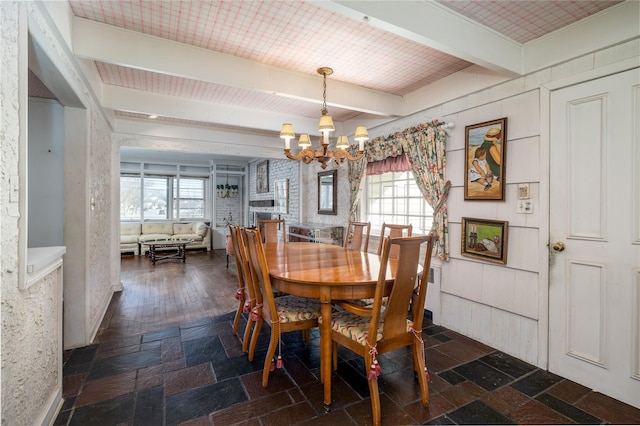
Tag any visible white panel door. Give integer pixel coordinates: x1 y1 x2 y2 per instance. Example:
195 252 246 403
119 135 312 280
550 68 640 409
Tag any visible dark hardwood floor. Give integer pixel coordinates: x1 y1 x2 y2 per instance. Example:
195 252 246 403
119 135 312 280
97 250 238 342
54 249 640 425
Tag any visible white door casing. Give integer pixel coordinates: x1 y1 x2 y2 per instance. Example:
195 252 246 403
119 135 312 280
549 68 640 409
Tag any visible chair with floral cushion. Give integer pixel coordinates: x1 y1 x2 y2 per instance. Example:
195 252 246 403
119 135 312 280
228 223 257 353
323 233 434 426
256 218 286 243
243 227 321 387
343 221 371 252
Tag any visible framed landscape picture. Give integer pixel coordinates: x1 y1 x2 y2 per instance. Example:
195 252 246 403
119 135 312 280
256 160 269 193
464 117 507 201
461 217 509 264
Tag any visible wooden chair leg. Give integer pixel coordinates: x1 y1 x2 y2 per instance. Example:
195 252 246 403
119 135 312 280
414 342 430 406
232 302 243 336
241 315 253 353
248 318 263 362
332 341 338 370
365 352 382 426
262 324 279 387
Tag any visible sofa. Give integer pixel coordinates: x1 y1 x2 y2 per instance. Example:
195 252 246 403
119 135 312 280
120 222 211 255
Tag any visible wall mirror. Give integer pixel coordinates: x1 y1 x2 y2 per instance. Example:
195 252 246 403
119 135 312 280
318 170 337 215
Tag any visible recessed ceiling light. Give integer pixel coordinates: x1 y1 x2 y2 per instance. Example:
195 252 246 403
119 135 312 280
148 115 158 119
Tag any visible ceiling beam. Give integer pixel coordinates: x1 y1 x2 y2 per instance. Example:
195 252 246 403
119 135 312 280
72 17 404 117
314 1 523 77
102 84 322 135
115 120 284 161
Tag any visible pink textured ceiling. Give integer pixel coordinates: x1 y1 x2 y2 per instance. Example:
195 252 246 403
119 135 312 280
68 0 471 96
67 0 623 126
436 0 622 44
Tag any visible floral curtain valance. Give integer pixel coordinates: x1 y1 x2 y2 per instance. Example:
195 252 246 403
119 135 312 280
366 154 411 175
348 119 451 260
363 134 405 162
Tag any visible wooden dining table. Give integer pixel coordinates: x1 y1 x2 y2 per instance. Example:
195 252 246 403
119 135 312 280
263 241 398 410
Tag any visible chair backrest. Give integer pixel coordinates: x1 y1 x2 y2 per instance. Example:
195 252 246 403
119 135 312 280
344 221 371 252
228 224 256 303
243 228 278 321
256 219 286 243
377 223 413 258
368 234 434 345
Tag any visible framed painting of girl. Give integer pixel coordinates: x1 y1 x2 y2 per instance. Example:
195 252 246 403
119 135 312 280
464 117 507 200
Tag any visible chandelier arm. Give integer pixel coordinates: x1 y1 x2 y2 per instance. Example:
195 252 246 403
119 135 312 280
285 148 314 161
344 151 364 161
332 150 364 162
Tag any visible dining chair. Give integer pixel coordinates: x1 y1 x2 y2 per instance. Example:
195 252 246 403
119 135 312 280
256 218 286 243
323 233 434 426
243 227 321 387
335 222 411 313
228 224 257 353
225 232 234 268
378 222 412 259
343 221 371 252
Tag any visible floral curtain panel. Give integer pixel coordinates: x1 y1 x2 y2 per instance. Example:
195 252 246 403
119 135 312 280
347 145 368 220
401 121 451 260
347 119 451 260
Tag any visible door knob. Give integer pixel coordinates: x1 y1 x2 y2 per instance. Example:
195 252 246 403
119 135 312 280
552 241 566 252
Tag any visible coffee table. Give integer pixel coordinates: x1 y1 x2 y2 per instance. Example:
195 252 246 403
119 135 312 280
146 239 193 265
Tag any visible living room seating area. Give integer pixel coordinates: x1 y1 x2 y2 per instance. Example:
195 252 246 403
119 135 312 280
120 222 211 255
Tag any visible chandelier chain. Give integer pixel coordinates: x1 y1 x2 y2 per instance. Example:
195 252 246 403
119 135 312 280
322 73 328 115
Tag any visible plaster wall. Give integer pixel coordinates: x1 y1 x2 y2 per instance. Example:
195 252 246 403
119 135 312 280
2 4 64 425
87 106 118 337
0 3 41 425
1 2 120 423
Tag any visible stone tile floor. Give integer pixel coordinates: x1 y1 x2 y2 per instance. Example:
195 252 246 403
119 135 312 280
55 311 640 425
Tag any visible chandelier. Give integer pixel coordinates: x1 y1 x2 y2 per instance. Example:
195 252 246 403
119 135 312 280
281 67 368 169
217 167 238 198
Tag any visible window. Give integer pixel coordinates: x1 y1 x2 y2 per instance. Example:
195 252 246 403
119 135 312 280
120 175 141 220
144 176 170 220
173 177 206 219
365 171 433 235
120 174 209 221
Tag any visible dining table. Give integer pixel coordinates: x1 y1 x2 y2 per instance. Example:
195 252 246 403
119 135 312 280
263 241 398 410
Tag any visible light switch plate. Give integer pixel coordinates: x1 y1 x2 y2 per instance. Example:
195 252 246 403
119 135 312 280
517 199 533 214
518 183 530 199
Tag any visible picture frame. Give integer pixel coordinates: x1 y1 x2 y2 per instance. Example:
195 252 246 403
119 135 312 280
256 160 269 193
273 179 289 214
317 169 337 215
464 117 507 201
461 217 509 264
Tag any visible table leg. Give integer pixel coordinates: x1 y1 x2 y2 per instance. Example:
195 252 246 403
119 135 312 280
321 299 332 411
